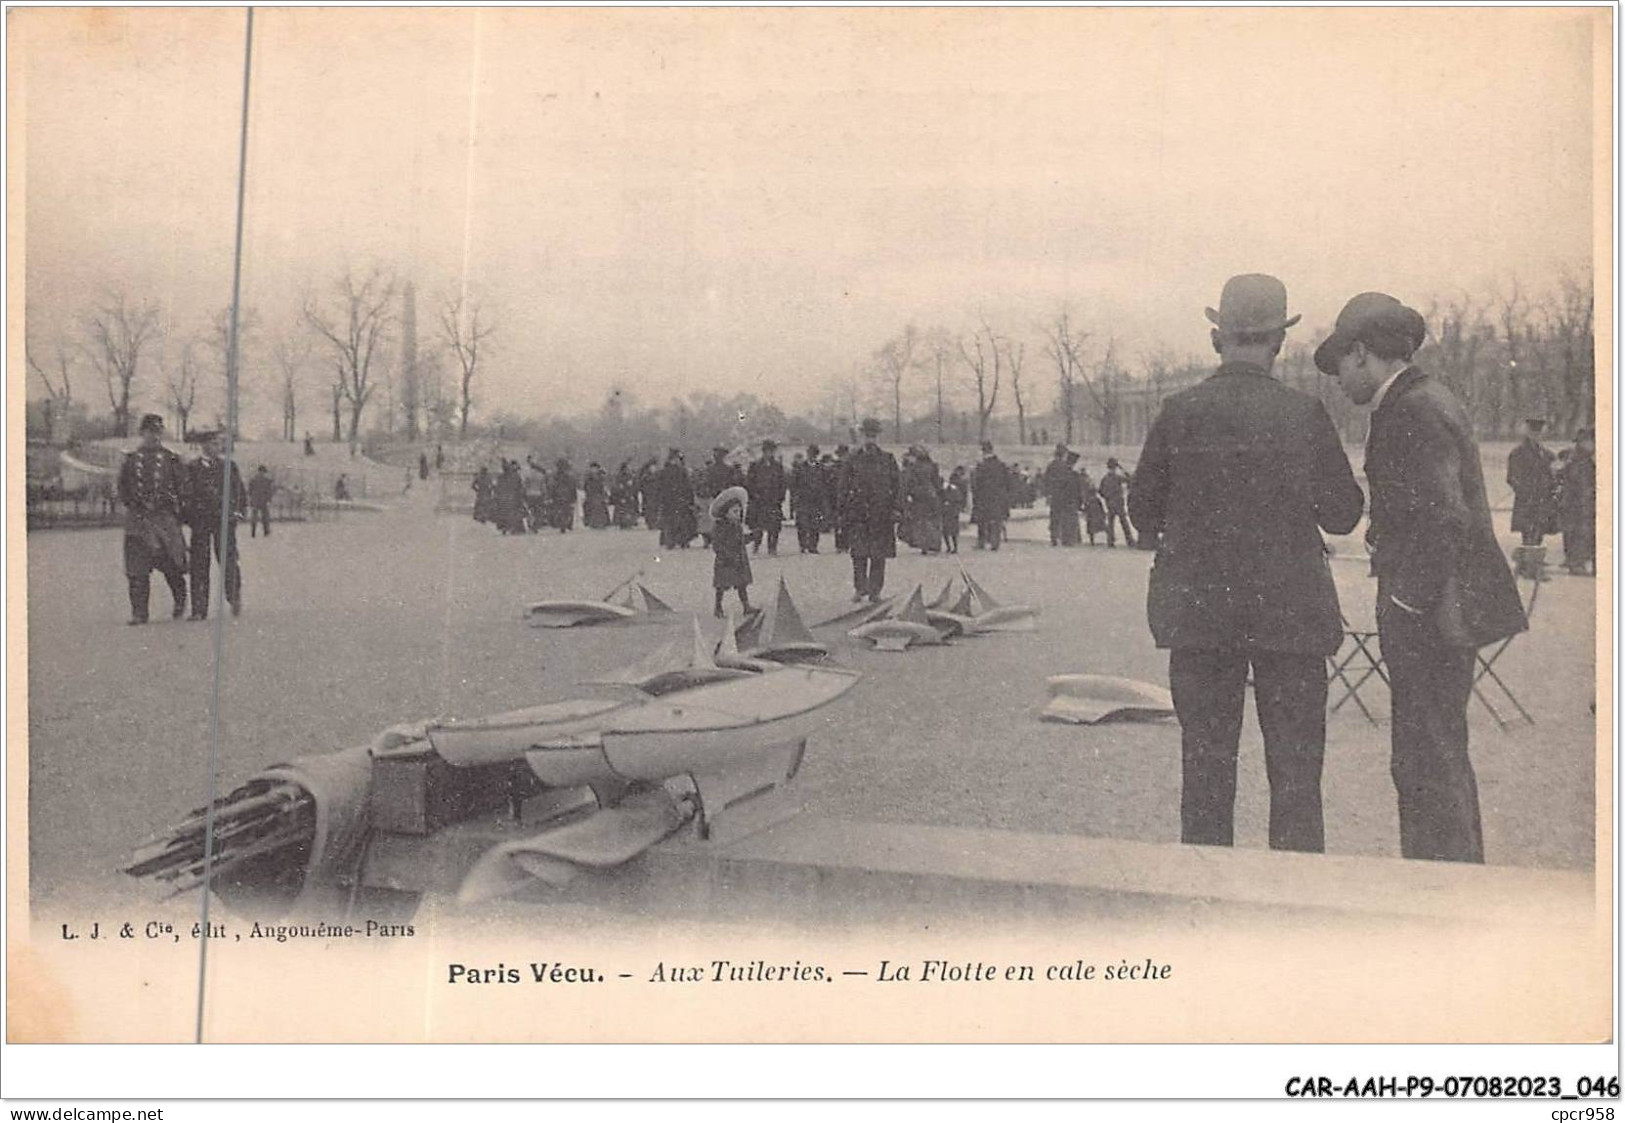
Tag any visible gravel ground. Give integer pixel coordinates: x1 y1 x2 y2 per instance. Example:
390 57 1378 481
24 484 1597 913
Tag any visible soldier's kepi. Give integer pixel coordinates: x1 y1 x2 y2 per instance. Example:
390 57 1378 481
115 413 190 624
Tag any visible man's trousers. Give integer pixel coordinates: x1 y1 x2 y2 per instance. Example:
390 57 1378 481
189 521 242 616
1168 647 1328 853
851 555 887 598
1377 603 1484 863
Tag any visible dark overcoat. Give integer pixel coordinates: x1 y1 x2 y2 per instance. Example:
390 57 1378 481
746 457 786 532
790 460 826 531
970 456 1009 524
837 444 900 559
1507 439 1557 535
901 455 943 551
1130 362 1365 655
1560 451 1596 554
1366 367 1526 647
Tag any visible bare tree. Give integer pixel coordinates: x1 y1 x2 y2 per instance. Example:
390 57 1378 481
958 319 1003 443
161 339 201 439
439 293 495 438
271 327 312 442
874 324 920 441
330 365 344 444
26 335 74 406
924 329 954 445
1004 335 1028 444
84 293 161 437
1043 310 1088 446
1543 272 1595 434
26 334 77 444
303 266 397 448
203 303 259 438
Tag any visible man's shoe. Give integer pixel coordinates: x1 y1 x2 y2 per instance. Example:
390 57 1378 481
173 602 187 620
851 592 866 603
189 611 208 622
127 616 148 626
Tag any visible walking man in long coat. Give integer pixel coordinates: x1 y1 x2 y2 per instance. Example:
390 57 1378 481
838 418 900 602
1507 417 1557 556
183 429 247 619
1318 290 1525 862
117 413 190 624
790 444 825 553
970 441 1010 550
1132 274 1365 853
745 439 787 555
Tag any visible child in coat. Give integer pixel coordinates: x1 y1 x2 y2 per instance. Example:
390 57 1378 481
710 489 753 618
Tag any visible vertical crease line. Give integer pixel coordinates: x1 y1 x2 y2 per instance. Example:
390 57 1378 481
197 6 255 1047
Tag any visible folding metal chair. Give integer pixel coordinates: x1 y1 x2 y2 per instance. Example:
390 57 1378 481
1472 577 1540 729
1328 615 1388 725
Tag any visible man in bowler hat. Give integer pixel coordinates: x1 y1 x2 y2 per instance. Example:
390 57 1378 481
837 418 901 602
1132 274 1364 852
1318 291 1526 862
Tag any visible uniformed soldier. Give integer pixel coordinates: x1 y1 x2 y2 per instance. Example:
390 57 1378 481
183 429 246 620
116 413 190 624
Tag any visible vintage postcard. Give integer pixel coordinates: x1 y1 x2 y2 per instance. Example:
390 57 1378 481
5 5 1613 1084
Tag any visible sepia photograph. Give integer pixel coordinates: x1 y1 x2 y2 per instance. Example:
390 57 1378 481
4 3 1614 1089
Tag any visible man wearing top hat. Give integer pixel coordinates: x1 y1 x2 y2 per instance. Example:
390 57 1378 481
1043 443 1082 547
1132 274 1365 853
1507 417 1558 549
790 444 826 554
116 413 191 624
745 438 787 555
1318 291 1526 863
837 418 901 602
183 429 247 619
970 439 1010 550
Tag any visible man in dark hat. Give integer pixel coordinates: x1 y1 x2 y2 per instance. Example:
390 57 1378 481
1133 274 1365 854
183 429 246 619
830 444 851 551
1560 427 1596 576
1043 443 1080 547
745 438 787 555
247 465 275 538
791 443 825 553
657 448 696 548
837 418 900 602
1098 458 1135 547
116 413 190 624
1318 291 1526 863
1507 417 1558 562
970 439 1010 550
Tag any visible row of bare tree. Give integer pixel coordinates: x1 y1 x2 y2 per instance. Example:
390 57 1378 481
28 270 1594 452
850 275 1596 449
26 264 496 446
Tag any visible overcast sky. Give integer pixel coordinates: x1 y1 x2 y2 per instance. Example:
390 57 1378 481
16 7 1603 433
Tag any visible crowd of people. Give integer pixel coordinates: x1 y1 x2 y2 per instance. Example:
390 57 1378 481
462 435 1139 563
1506 418 1597 577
